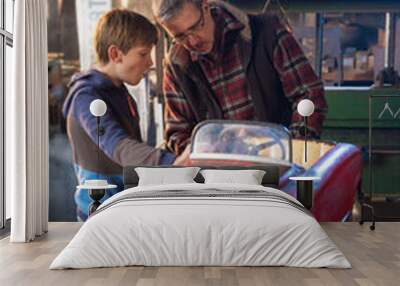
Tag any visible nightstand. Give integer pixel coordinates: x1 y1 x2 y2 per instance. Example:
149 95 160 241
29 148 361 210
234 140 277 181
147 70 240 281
77 180 117 215
289 176 320 210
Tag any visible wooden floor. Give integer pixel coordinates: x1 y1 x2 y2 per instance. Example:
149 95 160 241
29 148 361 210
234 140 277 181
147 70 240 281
0 222 399 286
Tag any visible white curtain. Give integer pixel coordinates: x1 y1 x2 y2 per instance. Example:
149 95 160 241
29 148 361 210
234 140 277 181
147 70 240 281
7 0 49 242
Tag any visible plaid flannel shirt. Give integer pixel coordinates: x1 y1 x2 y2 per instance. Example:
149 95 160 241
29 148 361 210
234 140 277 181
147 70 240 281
163 7 327 155
193 8 255 121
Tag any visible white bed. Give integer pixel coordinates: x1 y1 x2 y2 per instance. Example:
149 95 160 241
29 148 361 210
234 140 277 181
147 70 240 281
50 183 350 269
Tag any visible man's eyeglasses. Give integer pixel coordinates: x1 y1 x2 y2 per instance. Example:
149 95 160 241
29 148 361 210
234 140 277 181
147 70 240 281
171 6 205 44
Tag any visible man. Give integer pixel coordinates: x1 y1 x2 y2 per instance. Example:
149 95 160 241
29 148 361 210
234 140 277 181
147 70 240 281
152 0 328 155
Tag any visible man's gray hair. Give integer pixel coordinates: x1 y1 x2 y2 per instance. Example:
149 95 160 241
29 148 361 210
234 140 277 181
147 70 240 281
152 0 203 22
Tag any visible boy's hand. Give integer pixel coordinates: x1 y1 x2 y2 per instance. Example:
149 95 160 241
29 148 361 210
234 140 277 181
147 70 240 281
173 144 191 166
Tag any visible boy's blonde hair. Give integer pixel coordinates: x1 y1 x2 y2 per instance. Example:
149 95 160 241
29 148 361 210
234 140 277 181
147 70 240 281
94 9 158 64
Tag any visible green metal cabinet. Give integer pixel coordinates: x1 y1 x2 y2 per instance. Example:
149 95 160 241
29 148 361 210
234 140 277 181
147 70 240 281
321 88 400 196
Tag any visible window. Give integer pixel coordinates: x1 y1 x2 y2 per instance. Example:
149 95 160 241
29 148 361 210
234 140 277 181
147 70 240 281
322 12 386 87
5 0 13 33
287 11 397 87
1 0 14 231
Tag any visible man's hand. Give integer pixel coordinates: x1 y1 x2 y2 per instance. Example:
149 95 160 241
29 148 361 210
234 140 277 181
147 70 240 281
173 144 191 166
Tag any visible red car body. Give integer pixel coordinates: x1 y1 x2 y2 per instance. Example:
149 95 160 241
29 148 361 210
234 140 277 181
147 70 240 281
185 120 362 221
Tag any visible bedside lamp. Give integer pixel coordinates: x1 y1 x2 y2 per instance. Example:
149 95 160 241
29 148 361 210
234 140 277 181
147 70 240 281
297 99 315 163
77 99 116 216
89 99 107 161
290 99 319 211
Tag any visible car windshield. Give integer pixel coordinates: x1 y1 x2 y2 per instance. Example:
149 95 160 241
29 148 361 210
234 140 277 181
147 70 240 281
191 121 292 165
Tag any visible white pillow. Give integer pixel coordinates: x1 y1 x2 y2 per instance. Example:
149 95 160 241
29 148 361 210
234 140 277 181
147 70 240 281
200 169 266 185
135 167 201 186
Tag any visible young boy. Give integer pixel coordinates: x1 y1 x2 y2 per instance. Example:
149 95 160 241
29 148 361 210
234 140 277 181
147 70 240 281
63 9 183 221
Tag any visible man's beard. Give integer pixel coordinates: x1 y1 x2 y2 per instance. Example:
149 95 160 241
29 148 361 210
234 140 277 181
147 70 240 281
190 42 213 56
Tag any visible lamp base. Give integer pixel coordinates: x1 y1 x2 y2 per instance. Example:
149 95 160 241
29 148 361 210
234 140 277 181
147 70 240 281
296 180 313 210
88 188 105 215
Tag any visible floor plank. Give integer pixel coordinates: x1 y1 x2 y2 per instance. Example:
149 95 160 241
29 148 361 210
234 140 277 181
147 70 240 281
0 222 399 286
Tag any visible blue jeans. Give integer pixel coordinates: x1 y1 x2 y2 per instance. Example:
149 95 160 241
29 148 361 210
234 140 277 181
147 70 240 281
74 165 124 221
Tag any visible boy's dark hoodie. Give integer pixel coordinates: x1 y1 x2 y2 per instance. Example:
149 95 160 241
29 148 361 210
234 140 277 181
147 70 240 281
63 69 171 175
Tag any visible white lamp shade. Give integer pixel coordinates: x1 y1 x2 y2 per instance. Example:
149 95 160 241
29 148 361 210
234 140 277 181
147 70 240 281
297 99 315 117
90 99 107 117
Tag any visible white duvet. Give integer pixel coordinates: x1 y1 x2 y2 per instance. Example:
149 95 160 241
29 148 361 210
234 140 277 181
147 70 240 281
50 183 351 269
